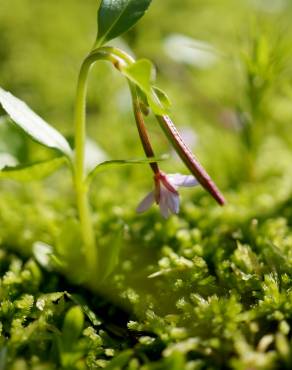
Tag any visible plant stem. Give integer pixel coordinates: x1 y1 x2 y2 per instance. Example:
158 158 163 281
104 47 226 205
73 48 129 282
129 82 159 175
156 115 226 206
74 58 98 280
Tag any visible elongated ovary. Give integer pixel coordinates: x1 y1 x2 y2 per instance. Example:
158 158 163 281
156 115 226 206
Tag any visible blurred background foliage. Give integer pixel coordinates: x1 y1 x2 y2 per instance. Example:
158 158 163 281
1 0 292 185
2 0 292 369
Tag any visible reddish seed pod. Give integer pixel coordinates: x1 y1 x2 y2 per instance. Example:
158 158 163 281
156 115 226 206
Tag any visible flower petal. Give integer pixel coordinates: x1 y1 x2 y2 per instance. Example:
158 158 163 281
167 192 180 214
159 187 171 218
168 173 198 188
136 191 155 213
159 201 170 218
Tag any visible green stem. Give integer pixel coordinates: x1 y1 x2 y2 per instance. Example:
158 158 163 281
74 58 98 280
72 46 147 281
73 48 129 282
73 48 125 281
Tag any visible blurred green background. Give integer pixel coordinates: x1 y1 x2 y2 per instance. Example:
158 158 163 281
1 0 292 189
1 0 292 183
2 1 292 368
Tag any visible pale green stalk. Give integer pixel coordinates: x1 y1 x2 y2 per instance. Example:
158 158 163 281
74 58 98 280
73 48 126 281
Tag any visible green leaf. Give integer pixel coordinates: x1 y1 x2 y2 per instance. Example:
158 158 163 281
152 86 172 111
104 350 133 370
121 60 169 114
0 88 72 157
59 306 85 367
62 306 84 350
96 0 152 46
123 59 154 91
66 293 102 326
0 156 67 182
86 155 168 184
164 352 186 370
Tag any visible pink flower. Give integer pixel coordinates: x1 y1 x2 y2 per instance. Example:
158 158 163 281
136 171 198 218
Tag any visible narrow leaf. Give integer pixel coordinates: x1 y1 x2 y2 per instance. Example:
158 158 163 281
97 0 152 45
0 156 67 182
0 88 72 157
87 155 168 184
121 60 169 114
122 59 154 92
152 86 172 111
62 306 84 350
66 293 102 326
104 350 133 370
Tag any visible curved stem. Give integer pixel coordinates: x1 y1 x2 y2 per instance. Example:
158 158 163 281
73 46 163 282
92 47 225 206
74 58 98 281
129 82 159 175
75 60 90 183
73 48 129 282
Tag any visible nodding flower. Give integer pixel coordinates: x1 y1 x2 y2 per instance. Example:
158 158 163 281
129 81 225 219
137 171 198 218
